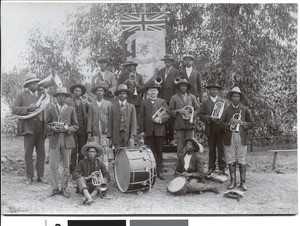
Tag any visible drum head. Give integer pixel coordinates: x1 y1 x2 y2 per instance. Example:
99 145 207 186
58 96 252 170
167 177 187 195
114 149 131 192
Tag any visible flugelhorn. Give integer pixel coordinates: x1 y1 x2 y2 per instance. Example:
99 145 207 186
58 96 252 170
155 76 163 85
211 101 225 119
91 170 108 192
180 106 194 124
230 110 242 132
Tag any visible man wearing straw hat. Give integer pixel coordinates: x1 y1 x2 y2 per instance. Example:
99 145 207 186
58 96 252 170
45 86 79 198
12 73 47 185
68 83 89 174
72 142 110 205
169 79 200 155
220 87 253 191
87 83 112 169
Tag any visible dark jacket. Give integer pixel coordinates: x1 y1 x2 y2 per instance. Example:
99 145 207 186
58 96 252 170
175 150 205 180
180 67 203 101
67 97 89 126
139 98 170 137
72 158 110 182
220 104 254 146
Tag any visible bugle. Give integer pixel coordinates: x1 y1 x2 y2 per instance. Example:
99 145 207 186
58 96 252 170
91 170 108 192
230 110 242 132
211 101 225 119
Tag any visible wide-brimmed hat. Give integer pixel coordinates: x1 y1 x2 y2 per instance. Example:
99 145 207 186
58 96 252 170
206 82 223 90
23 73 41 87
146 81 161 91
96 57 108 63
122 60 138 67
175 78 192 90
227 87 244 101
81 142 103 157
184 137 203 153
91 83 109 94
183 54 195 61
69 83 87 95
53 86 71 97
114 84 131 96
161 54 174 61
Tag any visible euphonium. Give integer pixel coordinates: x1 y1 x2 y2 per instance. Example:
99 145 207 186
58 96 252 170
211 101 225 119
155 76 163 85
230 110 242 132
91 171 108 192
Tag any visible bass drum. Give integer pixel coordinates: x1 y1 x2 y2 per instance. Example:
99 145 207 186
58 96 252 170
114 146 156 193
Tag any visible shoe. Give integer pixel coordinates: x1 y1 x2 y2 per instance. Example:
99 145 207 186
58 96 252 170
206 169 214 175
157 172 165 180
86 199 94 205
37 177 48 184
61 188 70 198
25 178 33 185
49 189 61 197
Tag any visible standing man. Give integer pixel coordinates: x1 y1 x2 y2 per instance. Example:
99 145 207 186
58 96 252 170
107 84 137 153
46 86 79 198
169 79 200 155
139 81 170 180
12 73 47 184
156 54 180 145
199 82 227 175
68 83 89 174
91 56 118 103
180 54 203 103
220 87 253 191
87 83 112 168
118 60 145 116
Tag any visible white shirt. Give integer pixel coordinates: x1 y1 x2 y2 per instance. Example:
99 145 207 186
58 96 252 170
56 103 67 113
210 95 218 103
96 100 103 108
29 90 38 97
119 100 127 106
184 153 192 171
165 66 172 79
185 67 193 78
232 104 240 109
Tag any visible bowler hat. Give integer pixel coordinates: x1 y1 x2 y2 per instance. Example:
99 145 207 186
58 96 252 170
70 83 87 95
91 83 109 94
53 86 71 98
227 87 244 101
206 82 223 90
97 57 108 63
81 142 103 157
185 137 203 153
146 81 161 91
175 78 192 90
161 54 175 61
114 84 131 96
183 54 195 61
122 60 138 67
23 73 41 87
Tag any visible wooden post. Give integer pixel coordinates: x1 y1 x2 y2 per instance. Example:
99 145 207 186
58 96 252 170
272 152 278 170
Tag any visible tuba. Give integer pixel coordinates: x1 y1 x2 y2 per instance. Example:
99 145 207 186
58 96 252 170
180 106 194 124
18 72 62 120
211 101 225 119
230 110 242 132
91 171 108 192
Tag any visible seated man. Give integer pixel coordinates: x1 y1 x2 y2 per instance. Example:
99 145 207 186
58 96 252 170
72 142 110 205
172 137 219 194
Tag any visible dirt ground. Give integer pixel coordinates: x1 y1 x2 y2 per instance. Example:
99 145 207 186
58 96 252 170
1 137 298 215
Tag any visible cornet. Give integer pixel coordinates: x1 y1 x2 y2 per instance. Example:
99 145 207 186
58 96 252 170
151 107 168 123
174 76 181 84
230 110 242 132
211 101 225 119
91 171 108 192
155 76 163 85
129 73 138 95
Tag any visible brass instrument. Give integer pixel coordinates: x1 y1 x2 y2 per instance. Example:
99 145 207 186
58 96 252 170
155 76 163 85
230 110 242 132
49 121 68 132
180 106 194 124
174 76 181 84
91 170 108 192
129 73 138 95
211 101 225 119
151 107 168 123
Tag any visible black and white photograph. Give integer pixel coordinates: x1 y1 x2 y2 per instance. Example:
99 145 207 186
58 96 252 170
1 0 298 219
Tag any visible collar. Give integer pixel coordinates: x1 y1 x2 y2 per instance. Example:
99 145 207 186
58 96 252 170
149 97 157 101
232 104 240 109
29 90 38 96
210 95 218 102
57 103 66 110
119 100 127 106
96 99 103 106
186 67 193 72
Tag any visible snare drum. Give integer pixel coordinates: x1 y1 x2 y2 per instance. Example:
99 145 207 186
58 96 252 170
114 146 156 193
167 176 187 196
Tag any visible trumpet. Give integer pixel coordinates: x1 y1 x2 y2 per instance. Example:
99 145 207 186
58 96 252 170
91 171 108 192
174 76 181 84
230 110 242 132
155 76 163 85
180 106 194 124
151 107 168 123
129 73 138 95
211 101 225 119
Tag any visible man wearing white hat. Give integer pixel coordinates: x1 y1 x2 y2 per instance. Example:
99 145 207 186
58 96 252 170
12 73 47 185
45 86 79 198
220 87 253 191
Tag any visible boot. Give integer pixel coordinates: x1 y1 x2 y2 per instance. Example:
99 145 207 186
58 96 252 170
228 163 237 189
239 163 247 191
157 167 165 180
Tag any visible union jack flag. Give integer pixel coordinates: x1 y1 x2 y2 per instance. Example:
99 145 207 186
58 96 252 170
120 13 166 32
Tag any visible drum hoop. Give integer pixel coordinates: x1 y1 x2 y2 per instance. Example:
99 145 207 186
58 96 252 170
167 177 187 196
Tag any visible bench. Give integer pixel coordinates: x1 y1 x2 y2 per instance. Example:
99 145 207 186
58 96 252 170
268 149 297 170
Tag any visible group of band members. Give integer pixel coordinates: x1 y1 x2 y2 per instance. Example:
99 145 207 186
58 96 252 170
12 54 253 203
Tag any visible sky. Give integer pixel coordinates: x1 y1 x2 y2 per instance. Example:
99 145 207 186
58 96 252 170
1 2 82 72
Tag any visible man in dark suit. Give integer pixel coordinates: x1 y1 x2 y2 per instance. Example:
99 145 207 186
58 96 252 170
199 82 228 175
220 87 253 191
139 81 170 180
118 60 145 116
180 54 203 103
107 84 137 152
12 73 47 185
156 54 180 144
46 86 79 198
68 84 89 174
